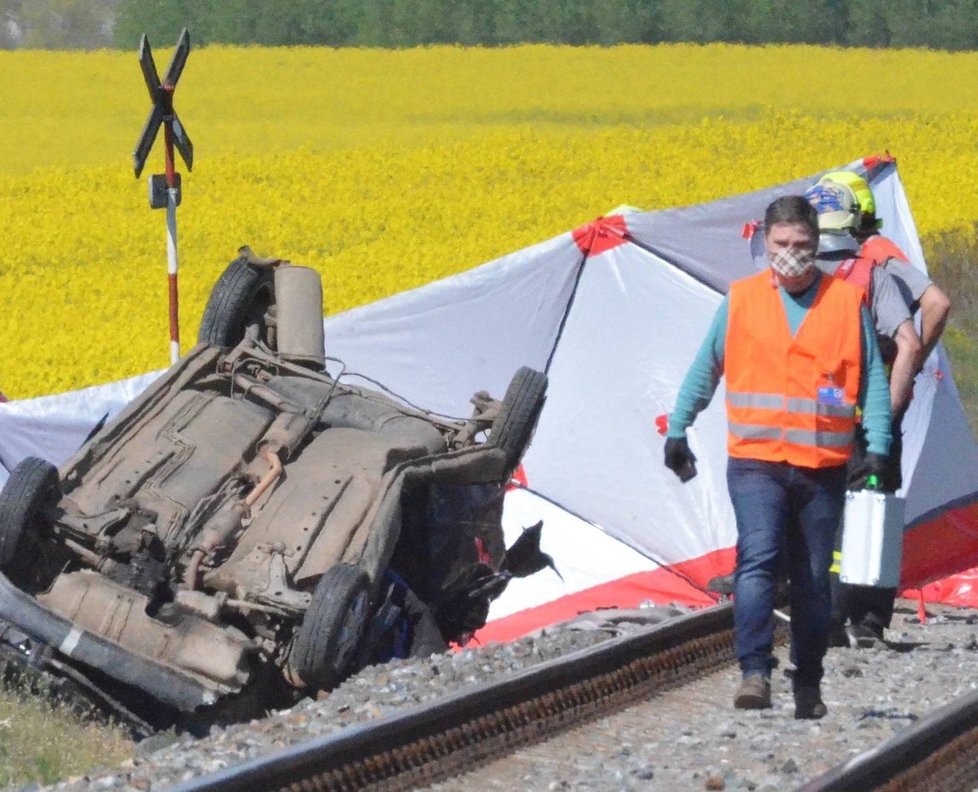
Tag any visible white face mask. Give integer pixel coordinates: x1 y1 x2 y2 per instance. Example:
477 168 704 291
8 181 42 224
768 248 815 279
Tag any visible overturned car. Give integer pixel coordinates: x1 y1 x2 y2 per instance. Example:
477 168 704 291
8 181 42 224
0 250 548 732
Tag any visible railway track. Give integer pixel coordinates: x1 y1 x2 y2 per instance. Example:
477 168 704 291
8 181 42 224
801 686 978 792
159 601 978 792
172 604 742 791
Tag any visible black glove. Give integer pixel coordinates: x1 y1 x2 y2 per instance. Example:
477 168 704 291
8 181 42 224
664 437 697 483
850 452 888 491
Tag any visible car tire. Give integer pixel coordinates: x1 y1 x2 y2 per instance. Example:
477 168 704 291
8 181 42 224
0 456 59 571
489 366 548 476
288 564 372 691
198 256 276 348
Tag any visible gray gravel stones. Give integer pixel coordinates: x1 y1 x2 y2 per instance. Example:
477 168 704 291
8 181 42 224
45 601 978 791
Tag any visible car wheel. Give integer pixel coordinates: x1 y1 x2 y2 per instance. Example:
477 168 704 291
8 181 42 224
489 366 548 476
287 564 372 691
0 456 59 571
198 256 275 348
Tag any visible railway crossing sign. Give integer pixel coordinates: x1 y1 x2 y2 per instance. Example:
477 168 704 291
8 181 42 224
133 27 193 178
132 28 193 365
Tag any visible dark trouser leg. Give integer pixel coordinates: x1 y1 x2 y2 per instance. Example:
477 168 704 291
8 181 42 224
728 458 789 679
785 464 848 689
846 585 897 631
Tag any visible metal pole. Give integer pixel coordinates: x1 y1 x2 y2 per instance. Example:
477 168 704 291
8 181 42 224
163 106 180 364
166 189 180 364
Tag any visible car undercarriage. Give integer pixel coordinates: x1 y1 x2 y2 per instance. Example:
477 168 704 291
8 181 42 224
0 251 549 734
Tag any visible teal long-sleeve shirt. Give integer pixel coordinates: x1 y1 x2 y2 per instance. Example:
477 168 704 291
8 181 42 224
667 272 892 457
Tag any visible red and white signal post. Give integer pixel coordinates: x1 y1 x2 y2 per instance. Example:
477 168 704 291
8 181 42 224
133 28 194 365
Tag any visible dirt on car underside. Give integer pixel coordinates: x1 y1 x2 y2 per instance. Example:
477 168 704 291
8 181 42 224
0 254 551 734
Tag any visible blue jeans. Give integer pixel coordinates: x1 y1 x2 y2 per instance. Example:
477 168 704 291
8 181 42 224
727 458 847 688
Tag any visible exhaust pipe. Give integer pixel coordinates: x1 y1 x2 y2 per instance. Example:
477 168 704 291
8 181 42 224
274 265 325 370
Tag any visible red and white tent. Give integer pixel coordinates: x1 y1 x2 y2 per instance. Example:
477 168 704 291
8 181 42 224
2 156 977 641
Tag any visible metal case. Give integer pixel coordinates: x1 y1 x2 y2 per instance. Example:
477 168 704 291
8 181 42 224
840 490 905 587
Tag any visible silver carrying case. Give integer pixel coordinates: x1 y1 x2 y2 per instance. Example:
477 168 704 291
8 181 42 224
839 489 905 588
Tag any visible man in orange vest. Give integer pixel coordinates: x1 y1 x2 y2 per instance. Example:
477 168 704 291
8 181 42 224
665 196 892 719
810 171 950 648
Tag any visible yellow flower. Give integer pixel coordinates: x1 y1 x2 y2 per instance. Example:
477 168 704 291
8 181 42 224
2 44 977 397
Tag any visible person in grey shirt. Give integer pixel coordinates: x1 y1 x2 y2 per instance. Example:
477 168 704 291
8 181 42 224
876 248 950 365
813 229 922 418
806 176 937 649
814 169 950 370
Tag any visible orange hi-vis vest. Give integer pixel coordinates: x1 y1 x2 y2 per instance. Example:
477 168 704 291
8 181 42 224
834 253 900 370
833 235 910 304
725 271 864 468
860 235 909 266
833 256 874 302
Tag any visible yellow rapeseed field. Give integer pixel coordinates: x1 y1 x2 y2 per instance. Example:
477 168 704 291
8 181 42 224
2 43 978 398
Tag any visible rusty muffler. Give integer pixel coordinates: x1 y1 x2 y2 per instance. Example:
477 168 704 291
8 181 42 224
274 264 325 370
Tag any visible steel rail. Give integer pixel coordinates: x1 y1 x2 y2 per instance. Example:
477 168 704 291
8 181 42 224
172 603 737 792
800 685 978 792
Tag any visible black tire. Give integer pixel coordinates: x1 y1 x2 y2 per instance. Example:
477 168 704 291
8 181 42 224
0 457 59 571
198 256 275 348
288 564 371 691
489 367 548 476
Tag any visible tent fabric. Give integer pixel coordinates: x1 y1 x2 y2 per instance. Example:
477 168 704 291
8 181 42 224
322 231 585 415
904 566 978 610
2 156 977 639
0 371 162 480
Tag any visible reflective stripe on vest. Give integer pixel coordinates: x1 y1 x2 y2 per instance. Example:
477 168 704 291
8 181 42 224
727 392 857 419
726 392 784 410
728 410 855 446
786 397 857 419
728 423 857 447
724 271 863 468
784 427 854 447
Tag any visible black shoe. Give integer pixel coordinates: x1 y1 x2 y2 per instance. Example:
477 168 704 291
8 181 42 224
794 685 827 719
827 621 850 648
848 623 885 649
707 574 735 597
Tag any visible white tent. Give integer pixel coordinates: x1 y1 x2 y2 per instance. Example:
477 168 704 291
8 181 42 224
3 156 977 641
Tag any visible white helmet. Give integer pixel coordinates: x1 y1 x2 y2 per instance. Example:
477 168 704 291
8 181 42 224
804 181 860 232
804 180 861 257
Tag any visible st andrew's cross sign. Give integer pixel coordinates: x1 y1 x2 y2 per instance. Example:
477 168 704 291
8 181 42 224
132 28 194 365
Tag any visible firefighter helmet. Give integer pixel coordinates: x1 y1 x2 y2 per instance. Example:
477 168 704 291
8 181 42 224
819 170 881 233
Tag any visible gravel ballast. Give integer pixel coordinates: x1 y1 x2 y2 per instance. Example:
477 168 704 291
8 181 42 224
46 600 978 791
